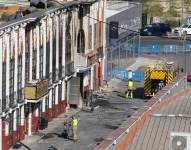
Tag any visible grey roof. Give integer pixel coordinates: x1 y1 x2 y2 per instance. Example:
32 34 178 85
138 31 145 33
107 1 135 11
128 93 191 150
0 0 95 31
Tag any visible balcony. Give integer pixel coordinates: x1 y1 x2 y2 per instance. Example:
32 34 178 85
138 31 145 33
24 79 48 103
65 61 74 76
75 53 87 69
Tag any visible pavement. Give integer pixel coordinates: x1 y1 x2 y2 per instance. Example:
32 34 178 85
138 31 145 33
11 77 149 150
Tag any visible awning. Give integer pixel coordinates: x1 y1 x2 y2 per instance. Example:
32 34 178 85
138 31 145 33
76 66 91 73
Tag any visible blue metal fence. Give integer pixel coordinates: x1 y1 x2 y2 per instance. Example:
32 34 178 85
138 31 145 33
164 45 177 53
147 44 160 54
113 70 145 82
106 40 190 82
185 44 191 52
132 71 145 81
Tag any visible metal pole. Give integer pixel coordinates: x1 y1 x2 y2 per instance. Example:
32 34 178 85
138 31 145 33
183 34 187 88
126 38 128 67
133 34 135 57
138 33 141 56
111 49 113 78
119 42 120 69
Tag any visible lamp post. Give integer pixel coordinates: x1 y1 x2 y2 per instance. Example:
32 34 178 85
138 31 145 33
182 32 187 88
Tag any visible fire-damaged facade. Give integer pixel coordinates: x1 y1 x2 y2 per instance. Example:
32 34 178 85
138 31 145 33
0 0 105 149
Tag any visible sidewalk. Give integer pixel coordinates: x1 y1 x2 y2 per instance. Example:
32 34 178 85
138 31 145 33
11 108 80 150
11 78 146 150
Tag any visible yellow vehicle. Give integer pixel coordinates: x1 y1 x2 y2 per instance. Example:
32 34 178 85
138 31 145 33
144 61 178 97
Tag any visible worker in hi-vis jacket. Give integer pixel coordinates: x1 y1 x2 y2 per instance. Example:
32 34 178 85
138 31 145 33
126 79 134 99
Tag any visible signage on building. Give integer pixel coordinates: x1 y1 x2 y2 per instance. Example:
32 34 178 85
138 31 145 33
109 21 119 39
107 3 142 44
87 50 97 66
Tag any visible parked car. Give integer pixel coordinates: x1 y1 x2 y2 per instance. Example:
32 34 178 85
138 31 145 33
140 23 171 36
173 24 191 35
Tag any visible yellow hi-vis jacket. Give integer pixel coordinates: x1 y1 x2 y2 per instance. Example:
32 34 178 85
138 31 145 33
128 80 133 89
72 119 78 127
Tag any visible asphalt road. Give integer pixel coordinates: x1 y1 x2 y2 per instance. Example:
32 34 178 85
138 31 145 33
140 36 191 47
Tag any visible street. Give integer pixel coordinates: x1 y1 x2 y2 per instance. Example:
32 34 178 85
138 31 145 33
12 77 147 150
140 36 191 47
11 36 191 150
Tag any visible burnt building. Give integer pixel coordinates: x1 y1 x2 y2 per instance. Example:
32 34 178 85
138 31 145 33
0 0 105 149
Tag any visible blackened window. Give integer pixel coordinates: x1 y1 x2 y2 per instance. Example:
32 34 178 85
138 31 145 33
9 60 14 107
52 88 55 107
17 109 21 136
17 56 22 101
99 21 102 46
46 22 50 80
39 48 43 79
32 29 37 80
32 49 37 79
45 96 49 112
59 16 63 79
58 84 62 102
52 19 56 82
39 27 43 79
94 23 96 49
89 25 92 49
2 63 6 111
25 30 30 84
77 29 85 53
66 33 71 63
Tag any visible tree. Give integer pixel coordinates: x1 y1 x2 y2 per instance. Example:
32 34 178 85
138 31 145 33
142 0 164 24
164 6 180 18
149 3 164 17
184 0 191 15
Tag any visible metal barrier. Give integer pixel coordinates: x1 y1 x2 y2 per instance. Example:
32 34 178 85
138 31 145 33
132 71 144 81
185 44 191 52
106 37 188 82
147 44 160 54
164 45 177 53
105 34 140 81
114 70 144 82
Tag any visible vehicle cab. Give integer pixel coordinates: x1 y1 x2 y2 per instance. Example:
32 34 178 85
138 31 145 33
174 24 191 35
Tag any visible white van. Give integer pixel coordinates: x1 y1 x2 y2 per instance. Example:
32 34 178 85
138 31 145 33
174 24 191 35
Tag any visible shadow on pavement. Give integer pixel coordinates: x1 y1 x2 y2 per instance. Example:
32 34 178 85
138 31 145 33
13 142 32 150
117 94 126 98
133 87 145 99
112 90 121 94
104 124 118 130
